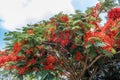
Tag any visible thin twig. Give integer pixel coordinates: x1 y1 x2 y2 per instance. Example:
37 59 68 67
89 66 98 80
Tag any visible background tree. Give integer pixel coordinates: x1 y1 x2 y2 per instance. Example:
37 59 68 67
0 0 120 80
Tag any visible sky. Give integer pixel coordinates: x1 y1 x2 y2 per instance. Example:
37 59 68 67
0 0 99 50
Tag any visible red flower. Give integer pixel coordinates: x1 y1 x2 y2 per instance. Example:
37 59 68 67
25 49 31 55
43 55 56 70
13 42 22 54
33 67 39 72
44 63 54 70
37 46 43 51
71 44 76 49
61 39 69 47
61 15 69 22
11 56 17 61
29 58 36 64
75 52 83 61
4 66 11 70
84 31 94 43
104 20 114 31
108 8 120 20
26 58 36 66
12 65 17 69
18 68 25 75
16 56 25 61
1 55 9 63
46 55 56 64
102 44 112 52
0 50 7 55
0 58 3 64
107 30 118 39
21 40 28 45
27 28 34 34
17 67 29 75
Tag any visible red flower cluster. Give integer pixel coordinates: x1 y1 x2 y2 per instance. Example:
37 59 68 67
92 3 100 17
32 67 39 72
0 51 25 70
84 27 116 52
17 66 29 75
108 8 120 20
15 57 38 75
60 15 69 22
104 19 115 31
49 29 72 47
13 42 22 54
26 58 37 65
75 52 83 61
44 55 56 70
0 41 35 75
0 42 25 66
84 31 94 43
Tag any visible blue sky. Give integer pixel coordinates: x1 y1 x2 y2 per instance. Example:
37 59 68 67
0 27 7 50
72 0 98 12
0 0 98 50
0 19 7 50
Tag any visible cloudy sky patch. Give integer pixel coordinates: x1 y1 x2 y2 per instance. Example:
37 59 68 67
0 0 74 30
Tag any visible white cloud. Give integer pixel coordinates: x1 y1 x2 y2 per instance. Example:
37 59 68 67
0 0 74 31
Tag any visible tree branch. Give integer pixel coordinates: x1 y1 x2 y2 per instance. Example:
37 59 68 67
87 55 105 70
78 56 88 80
89 66 98 80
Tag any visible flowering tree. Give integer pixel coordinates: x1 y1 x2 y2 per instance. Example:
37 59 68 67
0 0 120 80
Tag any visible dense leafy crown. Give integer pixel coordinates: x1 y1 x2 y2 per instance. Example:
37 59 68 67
0 0 120 80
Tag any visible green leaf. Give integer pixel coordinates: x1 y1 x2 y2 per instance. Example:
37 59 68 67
86 16 96 21
102 50 113 57
53 77 60 80
87 24 95 28
73 20 82 25
75 30 84 36
115 31 120 38
111 48 116 54
40 71 48 80
89 45 97 60
18 75 23 80
85 8 93 14
72 26 80 29
85 43 92 49
16 61 26 67
4 37 13 41
94 42 106 47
